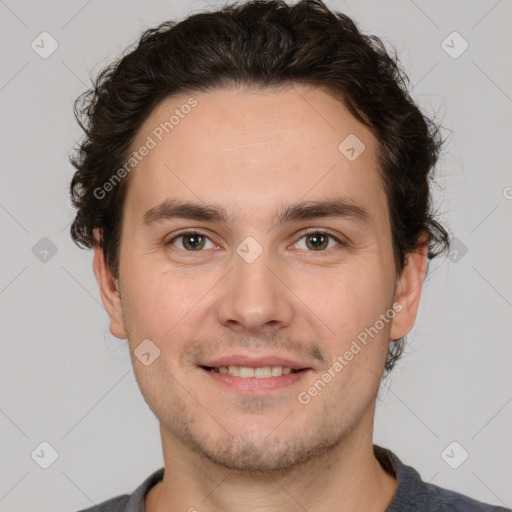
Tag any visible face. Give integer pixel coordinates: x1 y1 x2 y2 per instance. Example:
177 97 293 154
94 85 426 473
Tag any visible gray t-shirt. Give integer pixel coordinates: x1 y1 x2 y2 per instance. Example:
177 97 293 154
75 445 510 511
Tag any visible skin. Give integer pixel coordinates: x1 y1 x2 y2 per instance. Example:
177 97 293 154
93 84 428 512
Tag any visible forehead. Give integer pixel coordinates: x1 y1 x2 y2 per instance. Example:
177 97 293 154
124 85 386 228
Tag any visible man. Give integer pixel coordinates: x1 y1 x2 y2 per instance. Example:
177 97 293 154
68 0 508 510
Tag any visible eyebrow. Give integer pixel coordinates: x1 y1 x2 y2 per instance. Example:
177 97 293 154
141 196 371 228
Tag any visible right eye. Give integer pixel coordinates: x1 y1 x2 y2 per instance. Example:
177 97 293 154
166 230 217 252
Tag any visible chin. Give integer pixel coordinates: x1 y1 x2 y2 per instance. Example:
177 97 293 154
185 426 342 474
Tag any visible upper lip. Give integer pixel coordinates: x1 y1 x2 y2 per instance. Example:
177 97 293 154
200 355 312 371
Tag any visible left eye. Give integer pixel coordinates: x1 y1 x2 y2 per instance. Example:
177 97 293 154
292 231 342 252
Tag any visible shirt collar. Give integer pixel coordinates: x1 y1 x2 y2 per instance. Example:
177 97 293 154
373 444 431 511
123 466 164 512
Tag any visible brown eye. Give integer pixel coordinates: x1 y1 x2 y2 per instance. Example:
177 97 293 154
305 233 329 250
294 231 342 252
168 232 214 251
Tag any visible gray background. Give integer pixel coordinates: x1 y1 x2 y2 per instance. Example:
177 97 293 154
0 0 511 510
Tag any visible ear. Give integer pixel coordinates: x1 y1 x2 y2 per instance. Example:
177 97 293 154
92 229 128 340
389 233 429 341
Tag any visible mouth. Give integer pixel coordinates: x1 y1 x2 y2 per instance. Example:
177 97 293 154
199 359 311 393
201 365 305 378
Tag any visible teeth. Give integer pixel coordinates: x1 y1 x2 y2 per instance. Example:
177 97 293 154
254 366 272 378
210 365 297 378
228 365 240 377
239 366 255 378
271 366 283 377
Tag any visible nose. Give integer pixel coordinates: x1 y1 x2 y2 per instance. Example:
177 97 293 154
216 244 294 334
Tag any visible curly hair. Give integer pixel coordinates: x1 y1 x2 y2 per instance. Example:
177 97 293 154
68 0 450 374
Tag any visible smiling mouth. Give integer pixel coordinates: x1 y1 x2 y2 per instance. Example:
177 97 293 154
201 365 305 378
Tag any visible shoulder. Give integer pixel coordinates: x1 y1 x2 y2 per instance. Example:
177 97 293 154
74 494 130 512
71 467 164 512
425 481 510 512
374 445 510 512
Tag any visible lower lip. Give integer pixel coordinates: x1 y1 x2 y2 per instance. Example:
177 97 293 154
201 367 310 393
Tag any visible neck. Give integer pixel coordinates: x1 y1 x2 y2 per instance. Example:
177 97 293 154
146 406 397 512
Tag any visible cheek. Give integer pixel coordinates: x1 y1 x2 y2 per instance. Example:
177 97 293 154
302 271 393 387
120 269 184 341
121 263 220 364
298 266 390 334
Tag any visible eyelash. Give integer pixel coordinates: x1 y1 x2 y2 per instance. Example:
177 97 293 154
165 228 345 253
